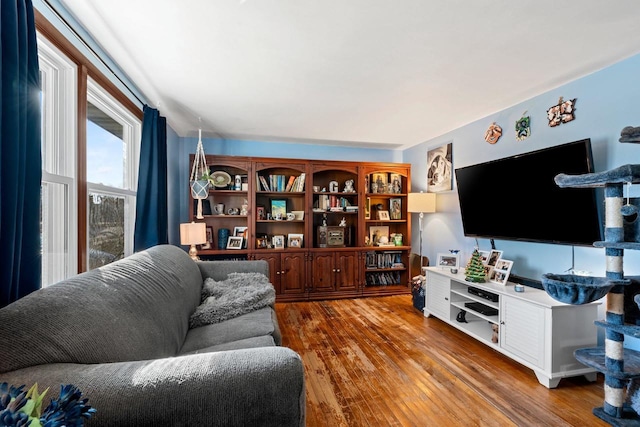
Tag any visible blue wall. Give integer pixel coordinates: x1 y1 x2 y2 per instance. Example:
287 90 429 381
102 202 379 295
403 53 640 281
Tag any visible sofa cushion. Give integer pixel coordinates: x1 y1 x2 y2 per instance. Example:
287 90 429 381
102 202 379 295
0 245 203 374
179 307 280 354
180 335 276 354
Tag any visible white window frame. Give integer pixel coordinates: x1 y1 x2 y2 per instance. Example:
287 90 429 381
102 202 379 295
38 33 78 287
86 78 141 262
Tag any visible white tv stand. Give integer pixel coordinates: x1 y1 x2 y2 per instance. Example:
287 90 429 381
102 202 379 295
423 267 600 388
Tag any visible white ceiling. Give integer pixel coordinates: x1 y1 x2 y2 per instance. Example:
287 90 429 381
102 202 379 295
58 0 640 150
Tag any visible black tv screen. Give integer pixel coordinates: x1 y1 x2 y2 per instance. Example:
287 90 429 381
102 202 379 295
454 139 602 246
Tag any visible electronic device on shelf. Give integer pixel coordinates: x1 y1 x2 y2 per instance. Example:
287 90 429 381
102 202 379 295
464 301 499 316
468 286 499 302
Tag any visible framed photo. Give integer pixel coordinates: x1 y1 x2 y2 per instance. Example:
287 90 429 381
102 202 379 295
377 210 390 221
365 197 371 220
270 199 287 219
489 259 513 285
427 142 453 193
272 235 285 249
487 250 503 267
291 210 304 220
201 226 213 250
389 173 402 194
287 233 304 248
256 205 265 220
478 250 490 264
371 173 388 193
233 226 247 237
389 198 402 220
369 226 389 246
436 252 459 268
226 236 243 250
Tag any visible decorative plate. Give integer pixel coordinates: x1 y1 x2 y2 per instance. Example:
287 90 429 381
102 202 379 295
210 171 232 188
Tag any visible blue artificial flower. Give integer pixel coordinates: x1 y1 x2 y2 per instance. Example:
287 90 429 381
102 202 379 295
1 382 95 427
0 383 31 427
40 385 96 427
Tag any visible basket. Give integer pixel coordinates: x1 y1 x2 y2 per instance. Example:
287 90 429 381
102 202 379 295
541 273 627 305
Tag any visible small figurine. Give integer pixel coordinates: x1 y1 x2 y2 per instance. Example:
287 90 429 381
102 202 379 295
240 199 248 216
491 324 499 343
322 213 328 226
339 217 346 227
343 179 355 193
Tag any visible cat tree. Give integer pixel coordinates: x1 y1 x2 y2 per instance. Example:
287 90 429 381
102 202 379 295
542 139 640 425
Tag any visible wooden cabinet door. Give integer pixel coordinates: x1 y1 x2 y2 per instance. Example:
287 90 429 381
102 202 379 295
500 295 547 370
252 253 281 294
425 271 451 319
335 251 359 292
281 252 307 296
311 252 336 293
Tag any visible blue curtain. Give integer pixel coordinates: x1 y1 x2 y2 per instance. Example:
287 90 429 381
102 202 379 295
134 105 168 251
0 0 42 307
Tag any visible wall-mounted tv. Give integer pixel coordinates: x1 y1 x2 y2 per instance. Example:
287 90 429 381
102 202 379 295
454 139 602 246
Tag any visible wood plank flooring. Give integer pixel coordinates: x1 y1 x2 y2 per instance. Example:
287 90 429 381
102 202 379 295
275 295 609 426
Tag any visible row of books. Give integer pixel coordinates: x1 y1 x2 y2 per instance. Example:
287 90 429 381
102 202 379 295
365 271 401 286
365 251 403 269
316 195 356 211
256 173 305 192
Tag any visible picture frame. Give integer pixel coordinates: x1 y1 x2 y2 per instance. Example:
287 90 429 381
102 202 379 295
287 233 304 248
226 236 243 250
389 173 402 194
291 210 305 220
489 259 513 285
365 197 371 220
487 250 503 267
256 205 265 220
233 226 247 237
436 252 459 268
389 198 402 220
201 226 213 250
478 250 490 265
271 199 287 220
427 142 453 193
272 235 285 249
377 210 390 221
371 173 388 193
369 225 389 246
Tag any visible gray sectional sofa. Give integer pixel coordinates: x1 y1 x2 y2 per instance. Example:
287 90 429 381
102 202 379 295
0 244 305 426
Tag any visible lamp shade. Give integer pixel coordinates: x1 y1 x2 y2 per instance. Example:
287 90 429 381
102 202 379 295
407 192 436 213
180 222 207 245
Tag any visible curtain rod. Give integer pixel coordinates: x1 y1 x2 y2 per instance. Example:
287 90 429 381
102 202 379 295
41 0 146 107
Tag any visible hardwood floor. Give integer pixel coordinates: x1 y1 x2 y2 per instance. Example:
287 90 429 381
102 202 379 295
275 295 608 426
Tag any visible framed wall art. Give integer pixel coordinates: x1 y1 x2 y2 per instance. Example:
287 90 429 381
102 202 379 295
427 142 453 193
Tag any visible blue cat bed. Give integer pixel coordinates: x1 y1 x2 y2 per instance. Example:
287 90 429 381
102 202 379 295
541 273 629 305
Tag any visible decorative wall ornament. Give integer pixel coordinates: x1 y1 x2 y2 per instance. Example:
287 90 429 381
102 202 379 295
547 97 576 127
484 122 502 144
515 113 531 141
427 142 453 193
619 126 640 143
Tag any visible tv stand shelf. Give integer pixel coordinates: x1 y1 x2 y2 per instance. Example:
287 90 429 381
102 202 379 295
424 267 600 389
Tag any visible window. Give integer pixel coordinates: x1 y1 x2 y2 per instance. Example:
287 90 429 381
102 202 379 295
36 15 142 284
86 79 140 269
38 34 77 287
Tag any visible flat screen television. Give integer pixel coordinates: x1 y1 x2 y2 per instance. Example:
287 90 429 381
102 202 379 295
454 139 602 246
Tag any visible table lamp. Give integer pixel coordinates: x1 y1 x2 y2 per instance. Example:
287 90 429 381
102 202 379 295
407 192 437 272
180 221 207 260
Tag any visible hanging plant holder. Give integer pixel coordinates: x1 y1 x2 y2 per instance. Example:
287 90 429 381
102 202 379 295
190 129 210 219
